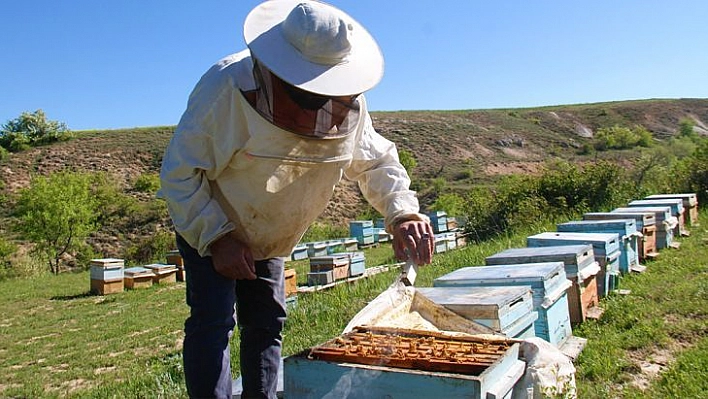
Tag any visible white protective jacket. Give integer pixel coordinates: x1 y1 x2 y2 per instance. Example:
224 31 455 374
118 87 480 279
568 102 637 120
159 50 426 260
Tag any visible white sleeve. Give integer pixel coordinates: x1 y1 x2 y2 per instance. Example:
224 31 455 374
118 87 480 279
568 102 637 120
344 112 429 233
159 64 246 256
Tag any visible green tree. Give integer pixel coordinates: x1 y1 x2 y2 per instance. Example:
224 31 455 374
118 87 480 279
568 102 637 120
398 149 417 175
0 109 72 152
678 118 696 139
14 171 98 274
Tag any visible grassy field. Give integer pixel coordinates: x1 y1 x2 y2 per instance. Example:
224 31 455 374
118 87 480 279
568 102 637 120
0 215 706 398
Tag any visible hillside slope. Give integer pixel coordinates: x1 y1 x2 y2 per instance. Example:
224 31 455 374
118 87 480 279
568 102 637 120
1 98 707 257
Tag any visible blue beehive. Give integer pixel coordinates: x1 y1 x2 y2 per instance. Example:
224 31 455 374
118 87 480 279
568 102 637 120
433 262 573 347
284 330 525 399
349 220 374 246
417 286 538 339
290 244 308 261
427 210 449 233
340 251 365 277
526 232 621 297
557 219 639 275
325 240 344 254
485 245 601 325
645 193 699 226
586 211 658 261
614 206 674 249
628 199 685 237
306 241 328 258
373 228 392 243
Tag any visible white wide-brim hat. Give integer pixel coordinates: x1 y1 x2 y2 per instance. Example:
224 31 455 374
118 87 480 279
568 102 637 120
244 0 384 96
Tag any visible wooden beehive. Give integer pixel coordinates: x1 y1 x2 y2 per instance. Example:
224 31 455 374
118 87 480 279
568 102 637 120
307 270 334 286
526 232 620 298
340 251 365 277
584 211 658 261
557 219 640 275
342 238 359 251
427 210 449 233
645 193 699 226
614 206 674 250
434 233 448 253
284 268 297 297
123 266 155 289
373 228 392 243
486 245 601 324
143 263 178 284
417 286 538 339
89 258 125 295
349 220 375 246
290 244 309 261
309 254 350 281
629 199 685 237
285 326 525 399
306 241 328 258
165 250 185 282
433 262 573 348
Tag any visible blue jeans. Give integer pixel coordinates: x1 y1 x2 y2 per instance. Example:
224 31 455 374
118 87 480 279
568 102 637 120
177 234 286 399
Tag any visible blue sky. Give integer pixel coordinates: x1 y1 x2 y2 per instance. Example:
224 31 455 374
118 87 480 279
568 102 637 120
1 1 707 131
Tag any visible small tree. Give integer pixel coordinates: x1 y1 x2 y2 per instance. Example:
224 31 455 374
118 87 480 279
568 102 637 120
0 109 72 152
14 171 98 274
398 149 417 175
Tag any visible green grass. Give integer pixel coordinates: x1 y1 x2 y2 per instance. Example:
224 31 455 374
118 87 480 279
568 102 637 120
1 216 707 398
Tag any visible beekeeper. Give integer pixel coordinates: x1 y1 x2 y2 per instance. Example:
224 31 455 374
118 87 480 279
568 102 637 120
159 1 434 397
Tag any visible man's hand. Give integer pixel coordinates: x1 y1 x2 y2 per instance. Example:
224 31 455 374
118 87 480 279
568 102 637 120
392 220 435 265
210 231 256 280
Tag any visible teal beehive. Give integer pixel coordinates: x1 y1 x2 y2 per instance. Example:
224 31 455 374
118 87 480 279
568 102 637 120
584 211 658 260
526 231 621 297
613 206 674 249
628 199 685 236
557 219 639 274
434 262 572 347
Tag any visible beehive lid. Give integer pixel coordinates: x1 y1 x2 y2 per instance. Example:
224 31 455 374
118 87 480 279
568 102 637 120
585 212 656 227
645 193 697 206
527 231 620 256
613 206 672 221
557 219 637 234
124 267 153 277
90 258 124 267
417 286 533 316
435 262 566 285
143 263 177 271
629 199 684 214
309 254 350 266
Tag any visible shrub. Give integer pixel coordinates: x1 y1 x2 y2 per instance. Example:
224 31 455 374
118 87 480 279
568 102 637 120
123 230 175 265
398 149 417 175
133 173 161 193
0 110 72 152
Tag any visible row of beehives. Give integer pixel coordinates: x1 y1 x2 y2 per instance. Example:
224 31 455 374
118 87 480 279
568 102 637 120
289 212 463 262
87 250 185 295
418 192 698 357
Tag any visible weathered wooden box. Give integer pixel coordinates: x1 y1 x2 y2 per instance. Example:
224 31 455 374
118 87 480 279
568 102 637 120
417 286 537 339
444 232 457 251
340 251 366 277
557 219 639 275
584 211 657 261
486 245 601 324
310 254 350 281
89 258 125 295
526 232 620 298
165 250 185 282
373 228 392 243
306 241 328 258
434 233 448 253
143 263 178 284
284 268 297 297
433 262 573 348
447 217 458 231
290 244 309 261
307 270 334 286
629 199 685 236
614 206 674 249
284 327 525 399
123 266 154 289
427 210 449 233
645 193 699 226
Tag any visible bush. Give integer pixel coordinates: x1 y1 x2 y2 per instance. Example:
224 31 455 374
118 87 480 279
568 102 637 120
123 230 175 265
0 110 72 152
301 221 349 242
133 173 161 193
